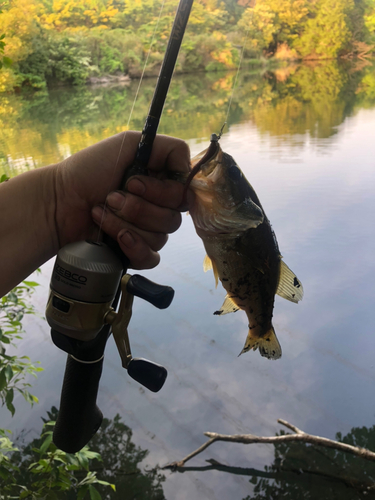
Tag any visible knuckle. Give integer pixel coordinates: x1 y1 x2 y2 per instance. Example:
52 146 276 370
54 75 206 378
178 139 190 157
122 194 143 222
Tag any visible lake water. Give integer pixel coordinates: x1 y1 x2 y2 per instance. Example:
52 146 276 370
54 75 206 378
1 60 375 499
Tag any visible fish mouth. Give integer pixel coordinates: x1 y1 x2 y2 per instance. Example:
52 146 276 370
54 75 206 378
186 140 264 236
184 139 220 190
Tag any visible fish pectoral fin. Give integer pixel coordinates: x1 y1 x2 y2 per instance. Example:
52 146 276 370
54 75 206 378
206 197 264 234
276 260 304 303
232 198 264 230
202 254 219 287
240 326 282 360
203 254 213 272
214 294 240 315
213 197 263 231
212 259 219 288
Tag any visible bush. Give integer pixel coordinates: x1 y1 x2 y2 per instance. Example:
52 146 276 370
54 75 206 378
18 32 94 88
180 32 239 73
84 29 144 77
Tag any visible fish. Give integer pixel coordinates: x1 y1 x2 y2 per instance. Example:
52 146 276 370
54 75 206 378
185 134 303 360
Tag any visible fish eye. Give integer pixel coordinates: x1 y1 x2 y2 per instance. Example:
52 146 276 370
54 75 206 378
227 165 242 181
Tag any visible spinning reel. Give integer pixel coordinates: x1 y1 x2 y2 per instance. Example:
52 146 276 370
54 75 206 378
45 240 173 452
46 240 172 390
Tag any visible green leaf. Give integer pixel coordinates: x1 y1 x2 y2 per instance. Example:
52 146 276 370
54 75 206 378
89 485 102 500
7 292 17 304
5 365 14 382
80 448 101 461
23 281 40 287
39 433 53 454
23 390 38 405
76 451 89 470
5 388 14 405
6 401 15 416
20 489 33 498
96 480 115 490
0 369 7 391
77 485 89 500
2 56 12 67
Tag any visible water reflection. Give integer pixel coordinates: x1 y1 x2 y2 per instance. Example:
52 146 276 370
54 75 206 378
10 408 166 500
1 59 375 499
1 60 375 177
244 424 375 499
10 408 375 499
172 423 375 500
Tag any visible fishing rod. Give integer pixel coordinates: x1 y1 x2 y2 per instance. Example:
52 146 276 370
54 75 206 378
45 0 194 454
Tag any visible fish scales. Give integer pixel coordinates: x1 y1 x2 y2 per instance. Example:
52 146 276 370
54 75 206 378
186 135 303 360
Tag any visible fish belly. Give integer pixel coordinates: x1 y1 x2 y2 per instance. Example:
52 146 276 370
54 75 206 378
203 223 281 357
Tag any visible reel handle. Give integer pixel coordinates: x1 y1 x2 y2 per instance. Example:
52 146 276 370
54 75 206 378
127 274 174 309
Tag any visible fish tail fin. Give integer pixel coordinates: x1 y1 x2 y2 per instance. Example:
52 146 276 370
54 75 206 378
239 326 282 360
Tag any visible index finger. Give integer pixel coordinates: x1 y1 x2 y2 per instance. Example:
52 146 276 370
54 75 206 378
146 134 191 174
126 176 187 210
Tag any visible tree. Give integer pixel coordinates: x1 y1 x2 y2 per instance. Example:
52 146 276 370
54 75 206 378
238 0 311 56
0 6 12 71
294 0 355 58
39 0 120 31
0 0 39 90
364 0 375 43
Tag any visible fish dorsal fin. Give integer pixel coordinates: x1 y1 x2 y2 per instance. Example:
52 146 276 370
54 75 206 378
214 294 240 316
276 260 304 303
203 254 219 287
203 254 212 272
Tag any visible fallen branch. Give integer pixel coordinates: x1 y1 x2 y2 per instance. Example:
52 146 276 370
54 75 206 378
163 419 375 469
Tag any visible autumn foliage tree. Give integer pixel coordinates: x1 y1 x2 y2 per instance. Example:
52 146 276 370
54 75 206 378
0 0 374 91
239 0 374 59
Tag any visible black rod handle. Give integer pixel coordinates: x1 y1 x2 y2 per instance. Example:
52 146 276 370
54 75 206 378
53 355 104 453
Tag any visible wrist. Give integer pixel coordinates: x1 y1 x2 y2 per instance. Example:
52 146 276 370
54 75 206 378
53 158 95 249
0 164 60 295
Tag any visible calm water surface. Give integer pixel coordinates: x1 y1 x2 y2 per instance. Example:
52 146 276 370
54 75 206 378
1 61 375 499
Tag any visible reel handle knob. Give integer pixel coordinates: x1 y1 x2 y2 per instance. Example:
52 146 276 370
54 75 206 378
128 358 167 393
127 274 174 309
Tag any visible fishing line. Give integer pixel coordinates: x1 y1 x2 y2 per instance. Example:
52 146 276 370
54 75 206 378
96 0 167 241
221 26 251 136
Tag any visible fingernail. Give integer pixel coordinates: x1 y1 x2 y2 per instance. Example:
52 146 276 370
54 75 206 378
92 206 104 221
127 178 146 196
107 191 125 210
119 230 135 248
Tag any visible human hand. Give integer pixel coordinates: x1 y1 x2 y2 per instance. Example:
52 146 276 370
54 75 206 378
55 132 191 269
